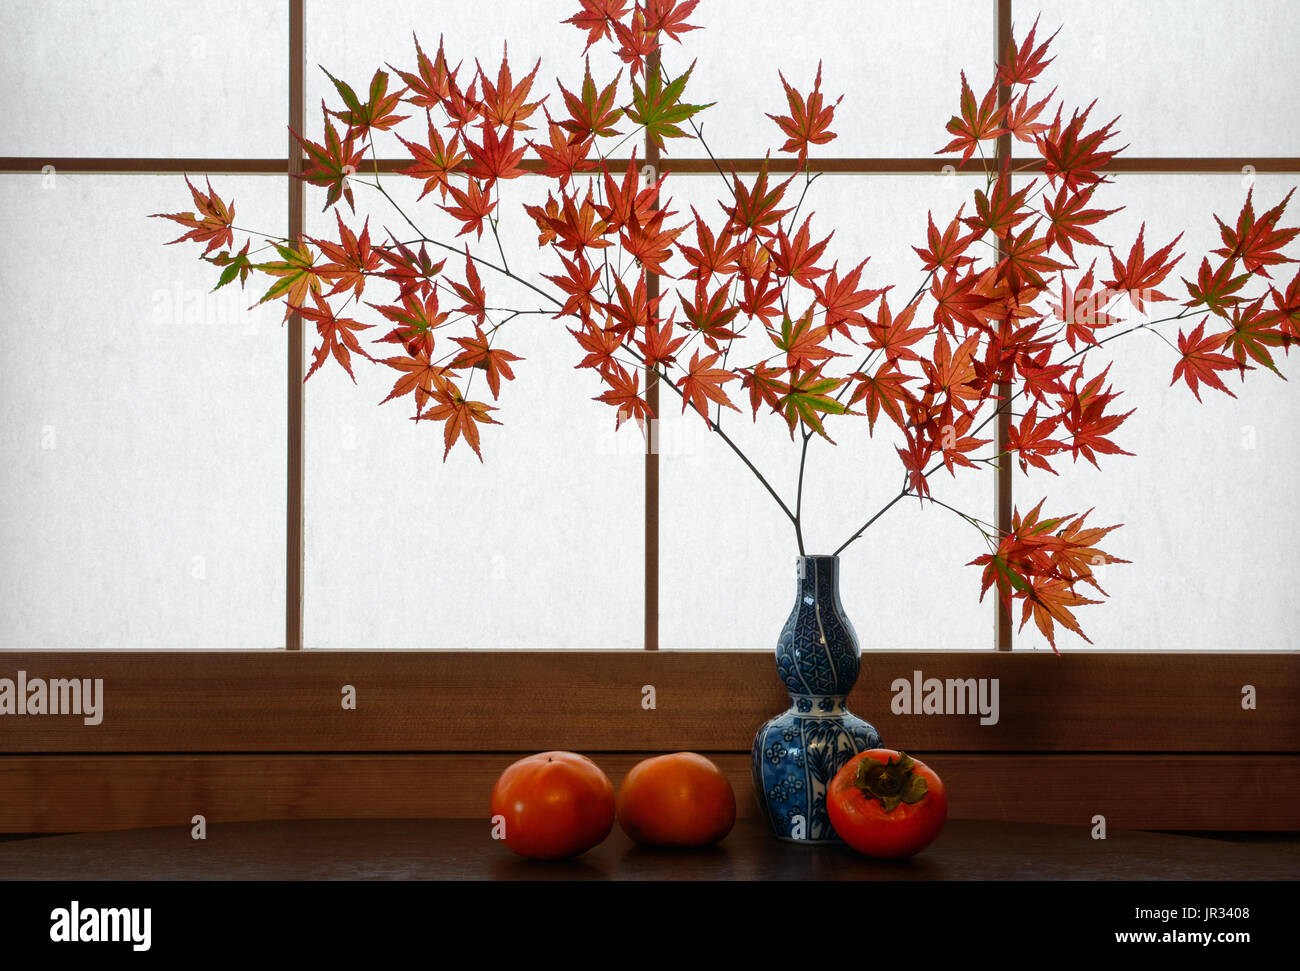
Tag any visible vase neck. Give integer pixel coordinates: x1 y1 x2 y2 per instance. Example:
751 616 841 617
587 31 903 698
796 555 841 602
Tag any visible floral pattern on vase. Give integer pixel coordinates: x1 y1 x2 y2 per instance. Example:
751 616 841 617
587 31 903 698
751 554 882 843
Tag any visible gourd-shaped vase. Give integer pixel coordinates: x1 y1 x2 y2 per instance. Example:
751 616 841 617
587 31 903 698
751 554 882 842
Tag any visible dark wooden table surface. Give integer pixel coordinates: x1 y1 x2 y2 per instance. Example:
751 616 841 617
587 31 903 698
2 819 1297 880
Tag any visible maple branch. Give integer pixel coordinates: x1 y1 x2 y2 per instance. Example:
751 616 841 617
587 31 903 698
833 487 911 556
794 428 813 556
626 348 796 526
368 179 564 312
488 184 511 275
835 303 1199 556
926 496 1001 541
955 303 1197 458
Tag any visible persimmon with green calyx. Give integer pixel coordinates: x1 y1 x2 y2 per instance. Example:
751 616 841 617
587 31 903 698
827 749 947 859
490 751 615 860
617 752 736 847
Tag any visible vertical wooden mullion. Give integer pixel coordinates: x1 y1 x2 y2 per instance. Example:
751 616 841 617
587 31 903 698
286 0 306 650
644 47 661 651
994 0 1013 652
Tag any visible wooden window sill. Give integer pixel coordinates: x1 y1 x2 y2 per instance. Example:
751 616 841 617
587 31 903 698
1 818 1297 881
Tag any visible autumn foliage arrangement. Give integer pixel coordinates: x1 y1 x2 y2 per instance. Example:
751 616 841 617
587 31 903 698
153 2 1299 650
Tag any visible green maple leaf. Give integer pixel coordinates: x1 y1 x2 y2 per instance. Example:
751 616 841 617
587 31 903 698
206 241 254 291
254 241 321 313
779 370 847 442
627 60 712 152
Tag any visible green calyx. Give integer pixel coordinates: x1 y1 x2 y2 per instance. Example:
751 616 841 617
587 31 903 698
853 751 928 813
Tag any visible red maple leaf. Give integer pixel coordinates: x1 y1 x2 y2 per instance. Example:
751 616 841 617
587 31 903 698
1260 267 1300 340
611 9 658 77
848 362 915 432
1044 184 1121 261
440 178 497 238
1019 575 1101 650
1007 401 1065 474
678 349 740 420
451 327 523 399
721 161 795 239
774 306 843 374
896 429 934 500
864 295 929 364
605 272 663 339
461 121 528 185
151 175 236 255
1036 101 1124 195
531 117 596 188
379 346 453 413
447 249 488 325
311 212 380 299
475 44 544 131
389 34 459 110
1002 86 1057 143
1047 262 1119 350
368 287 451 349
913 207 978 273
1061 364 1134 466
676 208 742 281
375 240 446 301
594 361 651 428
544 251 602 322
772 214 833 289
419 387 501 461
765 61 843 163
1219 296 1286 376
996 14 1060 87
322 68 409 139
1212 187 1300 279
595 152 662 232
812 259 888 333
635 309 688 368
294 290 375 382
1103 223 1184 312
1171 318 1240 402
544 185 614 252
563 0 631 52
396 116 465 201
620 206 685 275
1182 256 1251 317
570 318 623 375
293 101 366 211
937 71 1005 163
642 0 701 42
680 280 741 350
739 361 790 418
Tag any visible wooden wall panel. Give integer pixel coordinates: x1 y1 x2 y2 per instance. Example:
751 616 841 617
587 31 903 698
0 651 1295 753
2 753 1296 833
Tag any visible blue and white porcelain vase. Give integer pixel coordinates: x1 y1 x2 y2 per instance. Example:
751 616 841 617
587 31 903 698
751 554 882 842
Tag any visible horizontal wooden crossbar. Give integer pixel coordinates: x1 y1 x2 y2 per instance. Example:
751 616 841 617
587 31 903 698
3 156 1298 175
0 651 1294 754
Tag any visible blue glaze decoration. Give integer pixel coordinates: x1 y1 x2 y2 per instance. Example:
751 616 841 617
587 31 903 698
751 555 882 843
